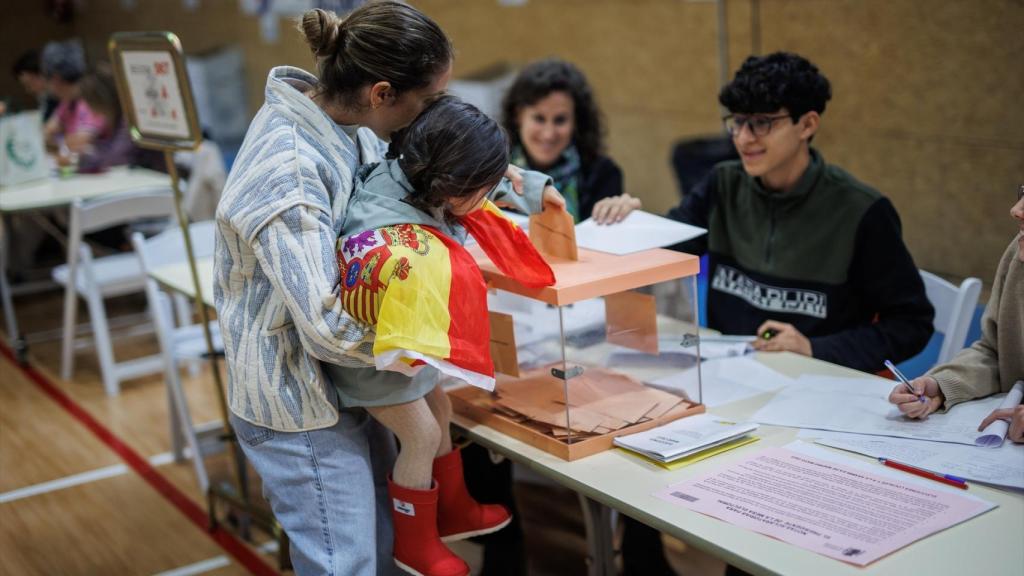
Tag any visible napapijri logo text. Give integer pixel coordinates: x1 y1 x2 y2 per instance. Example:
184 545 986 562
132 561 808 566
711 265 828 318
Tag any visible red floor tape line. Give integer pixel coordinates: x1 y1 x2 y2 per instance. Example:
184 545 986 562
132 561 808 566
0 343 280 576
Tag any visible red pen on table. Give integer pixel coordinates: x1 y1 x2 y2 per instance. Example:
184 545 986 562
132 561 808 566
878 458 968 490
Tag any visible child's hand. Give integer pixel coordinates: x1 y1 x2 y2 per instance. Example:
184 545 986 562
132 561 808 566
543 185 566 211
505 164 525 195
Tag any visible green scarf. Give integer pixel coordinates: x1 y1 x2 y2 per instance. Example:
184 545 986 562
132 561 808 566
511 143 582 222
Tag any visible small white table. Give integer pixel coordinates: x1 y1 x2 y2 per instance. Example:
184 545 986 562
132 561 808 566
0 167 171 359
148 256 215 306
148 258 1024 576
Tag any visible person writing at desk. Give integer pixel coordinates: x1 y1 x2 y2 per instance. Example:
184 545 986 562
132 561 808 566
889 191 1024 442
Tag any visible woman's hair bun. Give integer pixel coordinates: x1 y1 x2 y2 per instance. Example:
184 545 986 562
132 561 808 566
299 8 341 58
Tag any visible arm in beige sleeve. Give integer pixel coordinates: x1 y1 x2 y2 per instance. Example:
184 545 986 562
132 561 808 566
929 256 1008 410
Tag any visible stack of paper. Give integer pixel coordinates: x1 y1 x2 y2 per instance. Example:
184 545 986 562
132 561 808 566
493 364 689 437
614 413 758 463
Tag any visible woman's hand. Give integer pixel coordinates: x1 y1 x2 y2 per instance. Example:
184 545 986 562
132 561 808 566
887 376 944 420
751 320 812 356
543 185 566 211
591 193 641 224
979 405 1024 443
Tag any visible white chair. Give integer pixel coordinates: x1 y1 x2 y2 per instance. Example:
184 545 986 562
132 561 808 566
54 188 176 395
132 220 223 492
920 270 982 365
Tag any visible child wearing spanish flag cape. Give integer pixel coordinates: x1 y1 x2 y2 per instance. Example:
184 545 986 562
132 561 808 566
325 95 557 576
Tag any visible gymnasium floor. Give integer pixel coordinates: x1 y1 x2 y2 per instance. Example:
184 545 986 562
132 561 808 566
0 289 723 575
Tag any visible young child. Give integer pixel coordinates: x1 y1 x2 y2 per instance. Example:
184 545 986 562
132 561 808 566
326 95 556 576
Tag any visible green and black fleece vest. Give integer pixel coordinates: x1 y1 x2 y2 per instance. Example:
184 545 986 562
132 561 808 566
668 149 934 372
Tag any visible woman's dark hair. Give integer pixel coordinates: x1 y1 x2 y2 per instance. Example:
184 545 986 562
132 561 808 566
719 51 832 121
391 95 509 216
79 70 122 127
41 40 87 83
501 58 605 166
298 1 453 108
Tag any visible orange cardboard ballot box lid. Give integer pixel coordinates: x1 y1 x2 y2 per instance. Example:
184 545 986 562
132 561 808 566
467 244 701 306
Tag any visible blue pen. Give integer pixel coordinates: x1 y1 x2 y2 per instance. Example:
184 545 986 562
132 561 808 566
884 359 926 403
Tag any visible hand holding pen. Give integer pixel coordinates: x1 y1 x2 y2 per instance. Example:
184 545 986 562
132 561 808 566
885 363 945 420
751 320 812 356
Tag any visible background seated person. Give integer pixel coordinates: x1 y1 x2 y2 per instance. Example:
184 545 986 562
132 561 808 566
41 40 105 154
502 58 640 224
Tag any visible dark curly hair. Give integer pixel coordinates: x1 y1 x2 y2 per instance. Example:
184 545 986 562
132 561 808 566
719 52 832 121
390 95 509 218
501 59 605 167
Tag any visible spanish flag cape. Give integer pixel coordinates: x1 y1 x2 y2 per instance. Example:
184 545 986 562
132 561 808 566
337 200 555 391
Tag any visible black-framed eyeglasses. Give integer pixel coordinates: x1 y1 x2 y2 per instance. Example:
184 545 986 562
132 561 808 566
723 114 792 137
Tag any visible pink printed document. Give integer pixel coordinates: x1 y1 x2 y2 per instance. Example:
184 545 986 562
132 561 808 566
655 443 996 566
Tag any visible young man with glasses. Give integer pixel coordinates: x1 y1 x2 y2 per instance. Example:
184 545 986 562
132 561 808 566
668 51 933 373
623 51 936 576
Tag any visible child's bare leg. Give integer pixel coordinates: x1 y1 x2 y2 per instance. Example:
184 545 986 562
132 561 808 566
424 384 453 457
368 398 440 489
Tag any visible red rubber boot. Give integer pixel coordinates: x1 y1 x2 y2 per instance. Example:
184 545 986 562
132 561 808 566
433 447 513 542
388 477 469 576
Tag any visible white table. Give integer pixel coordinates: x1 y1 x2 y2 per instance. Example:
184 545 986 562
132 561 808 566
0 167 171 359
454 353 1024 576
149 256 215 306
149 258 1024 576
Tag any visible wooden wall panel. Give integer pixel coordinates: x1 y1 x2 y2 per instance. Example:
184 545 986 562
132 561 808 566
418 0 726 216
758 0 1024 280
0 2 74 111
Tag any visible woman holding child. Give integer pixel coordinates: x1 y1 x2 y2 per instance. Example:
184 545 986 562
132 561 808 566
214 3 561 574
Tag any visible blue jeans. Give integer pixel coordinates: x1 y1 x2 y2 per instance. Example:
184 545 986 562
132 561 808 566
231 408 402 576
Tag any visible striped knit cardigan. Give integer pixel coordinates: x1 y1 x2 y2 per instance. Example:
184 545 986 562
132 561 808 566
215 67 385 431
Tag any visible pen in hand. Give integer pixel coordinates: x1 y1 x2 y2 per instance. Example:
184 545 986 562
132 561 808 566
884 359 926 403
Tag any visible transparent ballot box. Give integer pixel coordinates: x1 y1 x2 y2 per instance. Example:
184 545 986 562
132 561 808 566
449 241 705 461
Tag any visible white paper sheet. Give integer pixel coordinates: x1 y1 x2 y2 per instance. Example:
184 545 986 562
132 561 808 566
799 430 1024 490
574 210 706 255
751 375 1008 446
647 356 794 407
655 441 996 566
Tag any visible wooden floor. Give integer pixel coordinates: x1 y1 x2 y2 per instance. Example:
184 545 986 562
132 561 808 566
0 288 724 575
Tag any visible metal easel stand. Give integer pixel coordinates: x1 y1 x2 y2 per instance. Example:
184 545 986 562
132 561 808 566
163 151 288 567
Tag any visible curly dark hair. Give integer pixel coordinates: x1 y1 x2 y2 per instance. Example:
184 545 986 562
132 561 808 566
719 52 832 121
501 59 605 167
390 95 509 218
